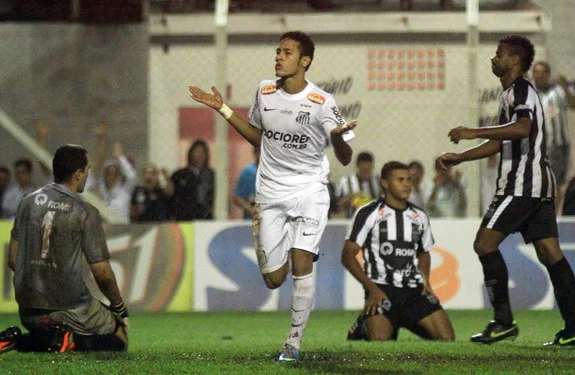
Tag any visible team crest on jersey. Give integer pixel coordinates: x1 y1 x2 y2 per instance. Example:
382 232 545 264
296 111 311 125
307 93 325 104
378 208 392 220
261 85 277 95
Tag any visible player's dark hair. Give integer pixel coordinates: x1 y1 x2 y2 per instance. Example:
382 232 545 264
187 139 210 169
14 158 32 173
53 144 88 183
280 31 315 71
534 60 551 75
356 151 374 165
408 160 424 172
499 35 535 73
380 161 409 180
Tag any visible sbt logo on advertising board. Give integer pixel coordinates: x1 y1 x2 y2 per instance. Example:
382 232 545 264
379 242 416 257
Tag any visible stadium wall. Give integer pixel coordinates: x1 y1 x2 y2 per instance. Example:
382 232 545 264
149 12 548 218
2 218 575 313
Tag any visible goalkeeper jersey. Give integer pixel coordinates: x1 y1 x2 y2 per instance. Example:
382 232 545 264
11 183 110 310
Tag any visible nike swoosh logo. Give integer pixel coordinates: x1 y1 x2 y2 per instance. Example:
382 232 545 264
264 107 276 111
490 327 516 338
558 336 575 345
302 232 315 236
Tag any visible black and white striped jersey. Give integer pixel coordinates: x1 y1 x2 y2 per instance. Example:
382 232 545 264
346 198 434 288
495 77 556 198
538 84 570 149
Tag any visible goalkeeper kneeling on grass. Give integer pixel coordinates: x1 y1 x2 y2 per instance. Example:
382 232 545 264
0 145 129 354
342 161 455 342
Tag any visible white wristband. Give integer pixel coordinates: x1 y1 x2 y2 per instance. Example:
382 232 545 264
218 104 234 120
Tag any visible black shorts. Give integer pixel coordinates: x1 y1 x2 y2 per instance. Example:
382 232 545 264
481 195 558 244
366 283 443 333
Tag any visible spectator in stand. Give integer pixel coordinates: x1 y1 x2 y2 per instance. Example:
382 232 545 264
426 157 467 217
99 143 137 224
88 122 137 223
0 166 10 217
131 165 174 222
232 146 260 220
170 139 215 220
1 120 55 219
2 159 37 219
336 151 381 218
408 160 425 207
532 61 575 215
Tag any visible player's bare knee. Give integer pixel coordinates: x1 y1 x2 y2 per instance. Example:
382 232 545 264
263 274 284 289
473 238 492 256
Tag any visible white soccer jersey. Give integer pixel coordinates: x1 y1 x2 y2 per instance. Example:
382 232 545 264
248 80 348 203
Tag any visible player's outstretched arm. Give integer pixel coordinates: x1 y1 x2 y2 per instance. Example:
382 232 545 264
330 121 357 166
189 85 262 146
439 139 501 169
448 118 531 144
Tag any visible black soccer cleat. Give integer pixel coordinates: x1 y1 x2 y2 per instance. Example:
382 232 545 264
0 326 22 354
544 329 575 347
470 320 518 344
47 324 75 353
347 313 367 341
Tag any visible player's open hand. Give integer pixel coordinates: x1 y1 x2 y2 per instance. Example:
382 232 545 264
364 284 389 316
36 120 49 139
438 153 462 169
330 120 358 137
448 126 476 144
112 142 124 159
121 317 130 331
94 121 108 138
189 85 224 110
557 75 569 88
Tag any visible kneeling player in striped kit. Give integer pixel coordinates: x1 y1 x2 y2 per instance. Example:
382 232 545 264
343 161 455 342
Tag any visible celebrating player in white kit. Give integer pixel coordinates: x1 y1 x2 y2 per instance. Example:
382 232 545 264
189 31 357 361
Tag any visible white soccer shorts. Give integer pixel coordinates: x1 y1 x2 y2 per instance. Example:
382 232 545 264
252 186 329 274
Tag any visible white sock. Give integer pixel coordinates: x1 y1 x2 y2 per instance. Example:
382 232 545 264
285 273 315 350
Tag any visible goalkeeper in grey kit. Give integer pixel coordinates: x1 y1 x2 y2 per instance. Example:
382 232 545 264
0 144 129 354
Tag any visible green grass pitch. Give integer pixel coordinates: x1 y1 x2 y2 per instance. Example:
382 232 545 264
1 310 574 374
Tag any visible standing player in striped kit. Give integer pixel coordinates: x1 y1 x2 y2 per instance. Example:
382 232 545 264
440 35 575 346
189 31 357 361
